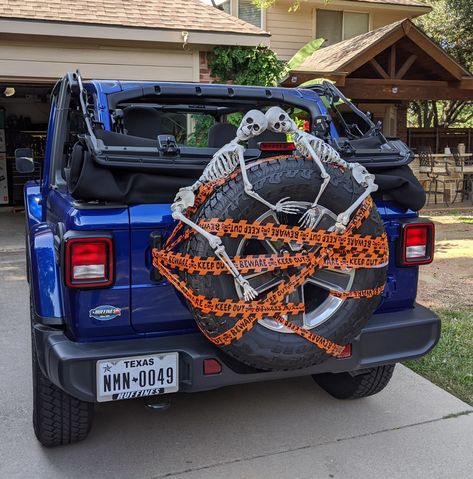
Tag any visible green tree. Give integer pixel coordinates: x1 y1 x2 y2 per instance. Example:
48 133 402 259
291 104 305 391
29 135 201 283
207 45 287 86
409 0 473 127
252 0 302 11
448 0 473 32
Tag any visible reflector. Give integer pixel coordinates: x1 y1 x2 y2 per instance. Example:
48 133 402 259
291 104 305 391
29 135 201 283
203 358 222 375
338 344 352 358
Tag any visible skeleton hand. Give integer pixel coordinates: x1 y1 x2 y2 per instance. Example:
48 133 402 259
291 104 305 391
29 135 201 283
241 280 258 301
171 188 195 217
333 214 350 234
349 163 374 187
299 206 322 229
274 197 307 215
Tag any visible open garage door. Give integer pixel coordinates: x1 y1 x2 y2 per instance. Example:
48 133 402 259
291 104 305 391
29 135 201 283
0 83 51 207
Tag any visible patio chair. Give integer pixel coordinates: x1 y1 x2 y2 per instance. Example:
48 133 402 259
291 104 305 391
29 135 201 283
418 149 449 206
451 147 473 204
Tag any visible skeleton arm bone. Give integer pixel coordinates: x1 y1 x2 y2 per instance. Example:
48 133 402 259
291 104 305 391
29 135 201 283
171 200 258 301
334 173 378 233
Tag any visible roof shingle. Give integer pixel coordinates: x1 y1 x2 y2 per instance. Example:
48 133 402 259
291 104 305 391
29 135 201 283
294 20 404 73
0 0 267 35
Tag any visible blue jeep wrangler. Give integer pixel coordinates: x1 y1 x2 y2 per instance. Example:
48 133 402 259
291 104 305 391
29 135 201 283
20 72 439 447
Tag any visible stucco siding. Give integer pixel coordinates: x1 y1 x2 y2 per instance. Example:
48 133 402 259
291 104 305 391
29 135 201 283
266 3 314 61
372 11 411 30
0 38 197 82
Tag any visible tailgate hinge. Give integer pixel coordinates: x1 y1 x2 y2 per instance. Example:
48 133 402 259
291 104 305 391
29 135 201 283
149 231 163 282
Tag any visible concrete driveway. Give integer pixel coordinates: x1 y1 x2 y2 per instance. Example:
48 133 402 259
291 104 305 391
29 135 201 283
1 211 472 479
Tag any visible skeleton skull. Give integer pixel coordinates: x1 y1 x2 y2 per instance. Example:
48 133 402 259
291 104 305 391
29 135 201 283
265 106 295 133
236 110 268 141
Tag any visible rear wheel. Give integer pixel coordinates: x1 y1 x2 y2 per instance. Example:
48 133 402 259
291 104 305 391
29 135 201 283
313 364 396 399
185 157 387 371
31 302 94 447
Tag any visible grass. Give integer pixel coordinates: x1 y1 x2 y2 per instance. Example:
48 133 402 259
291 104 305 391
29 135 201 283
405 308 473 406
458 216 473 224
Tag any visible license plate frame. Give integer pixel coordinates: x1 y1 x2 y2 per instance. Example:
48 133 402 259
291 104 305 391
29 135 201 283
96 352 179 402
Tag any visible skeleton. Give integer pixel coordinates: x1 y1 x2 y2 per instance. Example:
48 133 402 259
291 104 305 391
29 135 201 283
171 107 378 301
171 110 305 301
264 107 378 233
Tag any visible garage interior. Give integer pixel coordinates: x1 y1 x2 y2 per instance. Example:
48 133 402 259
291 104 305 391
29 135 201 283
0 83 52 208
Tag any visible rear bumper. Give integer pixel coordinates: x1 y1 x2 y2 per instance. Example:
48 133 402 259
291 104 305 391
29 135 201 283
34 303 440 403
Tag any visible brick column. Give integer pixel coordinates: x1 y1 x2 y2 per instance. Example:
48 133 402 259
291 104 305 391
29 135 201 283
396 104 408 142
199 52 213 83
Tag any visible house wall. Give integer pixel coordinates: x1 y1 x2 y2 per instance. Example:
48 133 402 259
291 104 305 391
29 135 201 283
266 3 314 61
371 11 410 30
0 36 199 82
266 1 426 61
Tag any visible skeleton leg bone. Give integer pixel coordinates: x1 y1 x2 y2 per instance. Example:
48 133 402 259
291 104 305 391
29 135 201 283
295 135 331 229
237 150 306 214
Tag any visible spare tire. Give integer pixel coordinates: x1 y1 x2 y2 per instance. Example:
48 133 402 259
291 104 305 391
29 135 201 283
184 156 387 371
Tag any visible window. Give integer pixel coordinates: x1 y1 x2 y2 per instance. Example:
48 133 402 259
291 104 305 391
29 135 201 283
206 0 263 29
316 10 369 47
238 0 263 28
219 0 231 14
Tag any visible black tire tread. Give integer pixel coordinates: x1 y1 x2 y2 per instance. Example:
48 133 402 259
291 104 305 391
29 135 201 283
33 357 93 447
313 364 396 399
31 299 93 447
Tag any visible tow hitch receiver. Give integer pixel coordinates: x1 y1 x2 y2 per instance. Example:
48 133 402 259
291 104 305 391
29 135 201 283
144 397 171 412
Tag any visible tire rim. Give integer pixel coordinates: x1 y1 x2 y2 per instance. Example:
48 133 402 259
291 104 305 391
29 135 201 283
234 203 355 333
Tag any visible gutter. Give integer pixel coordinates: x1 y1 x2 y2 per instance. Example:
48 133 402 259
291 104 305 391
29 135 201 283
0 18 270 48
313 0 431 15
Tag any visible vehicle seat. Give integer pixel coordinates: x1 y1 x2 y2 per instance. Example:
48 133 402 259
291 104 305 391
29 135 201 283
208 123 237 148
248 130 287 148
123 106 163 139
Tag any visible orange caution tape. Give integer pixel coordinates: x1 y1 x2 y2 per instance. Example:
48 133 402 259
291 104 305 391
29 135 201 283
152 156 388 358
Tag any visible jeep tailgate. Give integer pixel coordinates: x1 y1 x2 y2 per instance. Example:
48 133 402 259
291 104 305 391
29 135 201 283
129 204 196 333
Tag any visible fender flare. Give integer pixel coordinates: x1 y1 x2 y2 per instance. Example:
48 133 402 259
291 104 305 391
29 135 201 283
28 223 64 325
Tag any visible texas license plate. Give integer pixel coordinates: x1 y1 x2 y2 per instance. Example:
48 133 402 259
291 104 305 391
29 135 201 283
96 352 178 402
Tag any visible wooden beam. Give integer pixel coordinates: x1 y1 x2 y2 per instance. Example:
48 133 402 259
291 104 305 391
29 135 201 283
281 72 347 87
369 59 389 79
342 78 473 100
389 45 396 78
345 78 450 87
405 27 468 80
395 54 417 79
340 27 406 75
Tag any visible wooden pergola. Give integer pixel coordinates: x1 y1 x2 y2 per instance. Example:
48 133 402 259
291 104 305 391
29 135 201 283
284 19 473 101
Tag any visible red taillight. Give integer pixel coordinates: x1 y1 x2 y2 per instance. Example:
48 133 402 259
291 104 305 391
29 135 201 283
259 142 296 152
65 237 114 288
401 222 435 265
203 358 222 375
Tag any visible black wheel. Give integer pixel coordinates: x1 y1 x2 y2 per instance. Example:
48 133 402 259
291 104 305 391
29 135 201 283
185 157 387 371
31 305 94 447
313 364 396 399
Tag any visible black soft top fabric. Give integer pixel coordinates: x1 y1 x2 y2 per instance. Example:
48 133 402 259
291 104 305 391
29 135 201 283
68 136 425 210
372 165 426 211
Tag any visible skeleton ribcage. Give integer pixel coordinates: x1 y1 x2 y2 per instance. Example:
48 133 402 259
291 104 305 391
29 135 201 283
199 152 240 183
294 133 346 167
